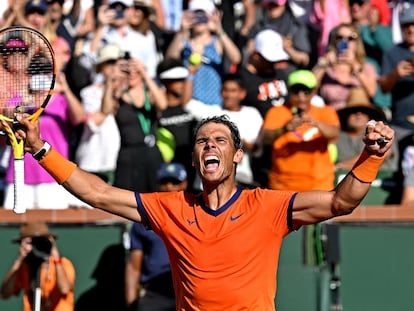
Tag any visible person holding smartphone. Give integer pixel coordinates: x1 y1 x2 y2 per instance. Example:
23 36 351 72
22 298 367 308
165 0 241 107
313 23 378 112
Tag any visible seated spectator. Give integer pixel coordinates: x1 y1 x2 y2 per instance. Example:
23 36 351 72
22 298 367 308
335 89 399 172
165 0 241 106
313 23 377 111
0 222 75 311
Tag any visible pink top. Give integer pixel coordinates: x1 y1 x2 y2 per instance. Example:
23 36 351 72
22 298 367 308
318 62 377 111
6 93 71 184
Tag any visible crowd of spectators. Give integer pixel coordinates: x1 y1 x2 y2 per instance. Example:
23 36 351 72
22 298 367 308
0 0 413 207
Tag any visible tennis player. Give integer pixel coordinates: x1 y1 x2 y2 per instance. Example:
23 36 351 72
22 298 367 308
15 114 394 310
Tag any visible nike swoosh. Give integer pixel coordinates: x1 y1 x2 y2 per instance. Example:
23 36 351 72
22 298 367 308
230 213 244 221
187 219 196 225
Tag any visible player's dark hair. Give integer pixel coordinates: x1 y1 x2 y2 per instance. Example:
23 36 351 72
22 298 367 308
192 115 243 150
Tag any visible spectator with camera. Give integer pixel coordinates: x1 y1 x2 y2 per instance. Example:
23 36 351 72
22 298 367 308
0 222 75 311
165 0 241 107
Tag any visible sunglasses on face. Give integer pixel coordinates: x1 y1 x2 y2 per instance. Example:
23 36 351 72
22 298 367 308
289 85 313 95
336 34 358 41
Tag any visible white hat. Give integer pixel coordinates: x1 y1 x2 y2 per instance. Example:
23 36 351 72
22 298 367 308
96 44 123 67
188 0 216 15
108 0 133 6
254 29 289 62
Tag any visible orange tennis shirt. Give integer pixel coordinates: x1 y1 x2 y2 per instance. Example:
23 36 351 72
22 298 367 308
136 188 296 311
16 257 75 311
263 104 340 191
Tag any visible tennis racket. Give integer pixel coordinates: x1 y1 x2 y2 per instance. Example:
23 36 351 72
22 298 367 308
0 26 55 214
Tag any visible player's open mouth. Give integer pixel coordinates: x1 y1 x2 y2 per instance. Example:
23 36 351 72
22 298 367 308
204 155 219 172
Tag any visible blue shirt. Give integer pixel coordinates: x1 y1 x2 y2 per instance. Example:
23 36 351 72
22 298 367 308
129 222 171 283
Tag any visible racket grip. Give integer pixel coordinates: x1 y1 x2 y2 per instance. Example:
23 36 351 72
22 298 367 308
13 158 25 214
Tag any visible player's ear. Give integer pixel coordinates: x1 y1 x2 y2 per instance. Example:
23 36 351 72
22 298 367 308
233 148 243 164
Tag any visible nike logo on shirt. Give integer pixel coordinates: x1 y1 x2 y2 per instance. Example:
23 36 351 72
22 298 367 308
230 213 244 221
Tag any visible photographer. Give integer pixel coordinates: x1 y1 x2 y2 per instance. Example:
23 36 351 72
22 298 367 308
0 222 75 311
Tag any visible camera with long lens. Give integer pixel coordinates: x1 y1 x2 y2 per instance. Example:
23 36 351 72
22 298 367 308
31 236 52 259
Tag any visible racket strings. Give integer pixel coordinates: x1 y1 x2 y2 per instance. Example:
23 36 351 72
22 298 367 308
0 28 54 117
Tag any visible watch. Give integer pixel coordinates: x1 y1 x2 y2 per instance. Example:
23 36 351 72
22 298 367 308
32 141 51 161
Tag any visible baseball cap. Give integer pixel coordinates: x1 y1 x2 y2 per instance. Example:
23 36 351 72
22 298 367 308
254 29 289 62
188 0 216 15
399 3 414 25
25 0 48 15
288 70 317 89
157 58 189 80
157 163 187 183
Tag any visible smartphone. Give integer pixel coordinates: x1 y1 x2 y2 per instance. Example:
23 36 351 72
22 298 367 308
193 11 208 24
109 3 124 19
336 39 348 54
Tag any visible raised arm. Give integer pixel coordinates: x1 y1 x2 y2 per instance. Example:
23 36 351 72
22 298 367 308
15 116 142 223
291 120 394 228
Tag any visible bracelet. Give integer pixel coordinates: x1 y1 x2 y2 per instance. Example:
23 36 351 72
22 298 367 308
54 257 62 264
218 29 226 37
186 74 195 81
32 141 51 161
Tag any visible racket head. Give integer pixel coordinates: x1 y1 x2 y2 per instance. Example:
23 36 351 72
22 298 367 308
0 26 56 123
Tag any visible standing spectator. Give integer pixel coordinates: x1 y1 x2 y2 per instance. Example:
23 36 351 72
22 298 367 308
238 28 290 118
0 222 75 311
308 0 351 58
157 58 198 192
74 44 122 186
102 56 167 192
2 35 86 209
350 0 394 111
125 162 188 311
165 0 241 106
80 0 159 79
313 23 377 111
379 3 414 142
237 28 291 186
258 69 340 191
249 0 311 70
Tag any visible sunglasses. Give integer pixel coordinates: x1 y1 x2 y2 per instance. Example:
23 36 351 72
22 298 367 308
336 34 358 41
289 85 313 95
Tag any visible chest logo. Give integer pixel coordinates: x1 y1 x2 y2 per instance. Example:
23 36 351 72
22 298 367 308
230 213 244 221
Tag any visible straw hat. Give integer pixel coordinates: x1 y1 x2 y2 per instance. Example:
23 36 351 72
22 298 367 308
95 44 123 72
338 88 385 126
12 222 57 243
